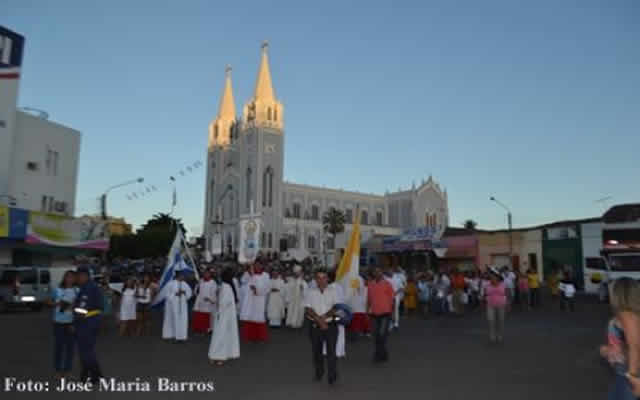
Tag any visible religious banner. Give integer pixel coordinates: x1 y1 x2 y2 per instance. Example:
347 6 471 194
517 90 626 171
211 233 222 255
26 212 110 250
238 217 260 264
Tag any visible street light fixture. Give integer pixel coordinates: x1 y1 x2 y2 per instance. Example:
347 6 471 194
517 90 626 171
101 177 144 219
490 196 513 264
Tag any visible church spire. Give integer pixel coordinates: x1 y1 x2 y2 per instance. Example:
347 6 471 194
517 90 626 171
218 64 235 120
253 41 275 101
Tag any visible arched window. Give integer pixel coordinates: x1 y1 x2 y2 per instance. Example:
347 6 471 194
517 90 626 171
263 166 273 207
293 203 301 219
246 168 252 209
274 108 278 121
376 211 383 226
267 107 272 121
214 124 219 139
308 235 315 249
345 209 353 223
268 232 272 248
311 205 319 220
361 210 369 225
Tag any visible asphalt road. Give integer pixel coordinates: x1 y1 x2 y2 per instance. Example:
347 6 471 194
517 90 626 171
0 297 613 400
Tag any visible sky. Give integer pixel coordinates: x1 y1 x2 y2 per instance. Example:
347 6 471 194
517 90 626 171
5 0 640 236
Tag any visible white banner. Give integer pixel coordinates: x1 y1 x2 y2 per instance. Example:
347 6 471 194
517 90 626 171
211 233 222 255
238 217 261 264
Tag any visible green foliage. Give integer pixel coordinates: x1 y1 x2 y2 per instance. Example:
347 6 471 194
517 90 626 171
108 213 186 259
463 219 478 230
322 208 345 237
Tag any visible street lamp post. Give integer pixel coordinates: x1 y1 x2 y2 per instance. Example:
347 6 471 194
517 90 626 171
101 177 144 219
490 196 513 264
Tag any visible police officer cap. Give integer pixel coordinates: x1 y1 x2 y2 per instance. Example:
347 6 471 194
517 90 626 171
77 266 90 274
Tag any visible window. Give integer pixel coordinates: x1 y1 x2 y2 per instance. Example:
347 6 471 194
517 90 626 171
528 253 538 270
293 203 301 219
327 236 335 250
361 210 368 225
609 255 640 272
246 168 252 209
45 148 52 175
308 235 315 249
40 270 50 284
274 108 278 121
261 232 266 248
41 195 47 212
214 125 219 139
585 257 605 270
48 196 54 212
53 151 59 176
262 167 273 207
209 180 215 217
345 209 352 223
267 107 272 121
268 232 272 248
311 205 319 220
376 211 383 226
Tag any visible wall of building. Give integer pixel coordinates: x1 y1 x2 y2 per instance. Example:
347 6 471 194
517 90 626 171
8 111 80 215
516 229 543 276
477 231 523 269
582 221 604 293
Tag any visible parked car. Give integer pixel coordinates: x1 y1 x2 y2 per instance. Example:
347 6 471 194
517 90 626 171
0 267 51 312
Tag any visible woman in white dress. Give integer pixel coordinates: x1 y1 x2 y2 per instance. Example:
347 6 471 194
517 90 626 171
119 278 137 336
208 268 240 366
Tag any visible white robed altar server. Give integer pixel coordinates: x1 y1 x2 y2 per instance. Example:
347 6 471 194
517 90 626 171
323 280 346 358
285 265 307 328
267 271 286 327
162 272 193 341
192 271 217 334
239 264 271 342
238 269 250 314
208 269 240 366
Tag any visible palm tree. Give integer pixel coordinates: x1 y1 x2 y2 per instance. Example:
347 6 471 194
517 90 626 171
322 208 345 267
463 219 478 230
138 213 186 235
323 208 346 239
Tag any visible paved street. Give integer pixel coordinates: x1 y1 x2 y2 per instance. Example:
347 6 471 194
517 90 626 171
1 297 612 399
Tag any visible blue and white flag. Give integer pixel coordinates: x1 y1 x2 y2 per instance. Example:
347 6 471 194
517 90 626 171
151 230 198 307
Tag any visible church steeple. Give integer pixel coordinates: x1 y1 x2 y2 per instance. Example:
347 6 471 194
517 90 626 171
218 65 236 120
209 65 237 149
243 41 284 130
254 41 274 101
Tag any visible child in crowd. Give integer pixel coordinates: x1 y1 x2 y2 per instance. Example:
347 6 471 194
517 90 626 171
559 273 576 312
119 278 138 336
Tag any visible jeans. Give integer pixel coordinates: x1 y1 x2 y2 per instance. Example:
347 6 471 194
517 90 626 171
53 323 75 372
560 296 575 311
487 306 506 341
608 373 636 400
310 323 338 381
75 316 103 383
372 314 391 362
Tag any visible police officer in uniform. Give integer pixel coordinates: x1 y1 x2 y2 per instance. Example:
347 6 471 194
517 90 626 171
304 269 339 385
73 267 104 384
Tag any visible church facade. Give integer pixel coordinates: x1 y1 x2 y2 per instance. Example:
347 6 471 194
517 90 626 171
203 43 449 264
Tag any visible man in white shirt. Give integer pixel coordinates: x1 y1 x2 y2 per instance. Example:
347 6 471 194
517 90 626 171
304 269 339 385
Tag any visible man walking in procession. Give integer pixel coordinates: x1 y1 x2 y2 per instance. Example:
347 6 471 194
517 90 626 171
162 271 193 343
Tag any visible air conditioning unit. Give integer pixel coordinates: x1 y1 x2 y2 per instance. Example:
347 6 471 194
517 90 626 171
54 201 67 212
26 161 38 171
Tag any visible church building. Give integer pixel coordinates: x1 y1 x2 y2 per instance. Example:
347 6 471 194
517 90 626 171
203 43 449 265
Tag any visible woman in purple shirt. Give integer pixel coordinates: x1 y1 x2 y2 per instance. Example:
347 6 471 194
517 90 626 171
485 267 507 344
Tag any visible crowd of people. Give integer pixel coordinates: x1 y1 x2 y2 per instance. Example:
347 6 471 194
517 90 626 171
46 258 640 397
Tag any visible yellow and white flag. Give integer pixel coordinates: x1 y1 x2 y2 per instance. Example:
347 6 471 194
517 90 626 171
336 207 361 297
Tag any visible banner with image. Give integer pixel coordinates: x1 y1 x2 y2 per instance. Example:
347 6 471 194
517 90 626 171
238 217 261 264
26 212 110 250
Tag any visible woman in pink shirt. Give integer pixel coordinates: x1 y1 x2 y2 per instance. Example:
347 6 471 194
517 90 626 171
486 267 507 344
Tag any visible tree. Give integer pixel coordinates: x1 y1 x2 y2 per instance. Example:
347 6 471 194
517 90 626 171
463 219 478 230
138 213 186 236
322 208 345 242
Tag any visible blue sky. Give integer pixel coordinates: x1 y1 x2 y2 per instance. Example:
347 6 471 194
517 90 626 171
5 0 640 235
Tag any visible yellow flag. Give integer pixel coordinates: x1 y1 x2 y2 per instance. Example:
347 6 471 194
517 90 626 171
336 206 360 294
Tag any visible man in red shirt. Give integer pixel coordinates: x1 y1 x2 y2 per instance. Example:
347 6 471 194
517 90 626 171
367 266 394 363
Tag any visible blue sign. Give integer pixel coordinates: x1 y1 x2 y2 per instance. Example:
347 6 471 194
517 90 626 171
0 26 25 70
9 207 27 238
